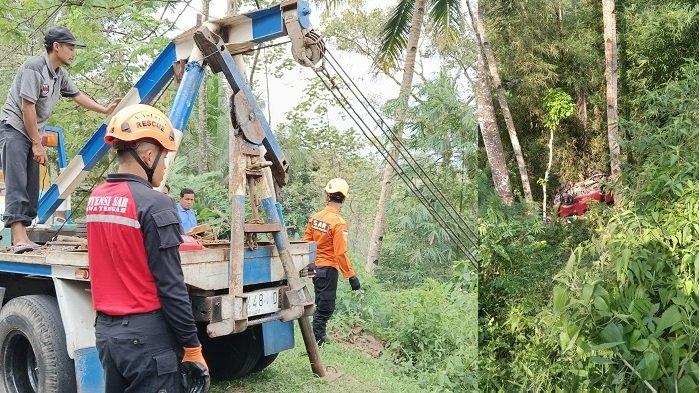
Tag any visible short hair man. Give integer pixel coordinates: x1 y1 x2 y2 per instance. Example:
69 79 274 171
87 104 208 392
177 188 197 233
1 26 119 253
303 178 361 345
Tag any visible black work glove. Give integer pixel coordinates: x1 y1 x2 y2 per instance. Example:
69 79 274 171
181 361 210 393
349 275 361 291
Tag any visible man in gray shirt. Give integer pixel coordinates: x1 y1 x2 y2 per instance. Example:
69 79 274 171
1 26 119 253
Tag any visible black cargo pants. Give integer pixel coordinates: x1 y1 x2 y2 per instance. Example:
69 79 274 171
0 121 40 227
312 266 339 342
95 311 183 393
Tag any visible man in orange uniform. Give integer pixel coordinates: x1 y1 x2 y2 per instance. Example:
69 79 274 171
303 178 361 345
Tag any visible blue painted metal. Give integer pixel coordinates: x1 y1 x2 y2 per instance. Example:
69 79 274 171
168 61 205 130
0 261 52 276
243 248 273 285
37 185 60 223
275 202 286 228
261 319 295 355
74 347 105 393
250 5 286 43
206 42 287 183
298 0 313 29
43 126 68 168
261 197 289 252
135 41 177 103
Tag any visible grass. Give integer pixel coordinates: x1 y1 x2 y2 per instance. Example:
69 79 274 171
210 326 422 393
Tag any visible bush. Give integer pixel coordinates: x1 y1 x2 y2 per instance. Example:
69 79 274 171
478 59 698 391
333 270 477 392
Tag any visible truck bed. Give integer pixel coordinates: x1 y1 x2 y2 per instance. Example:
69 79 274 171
0 240 315 290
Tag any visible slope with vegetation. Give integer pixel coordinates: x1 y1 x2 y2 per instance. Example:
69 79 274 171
476 0 698 390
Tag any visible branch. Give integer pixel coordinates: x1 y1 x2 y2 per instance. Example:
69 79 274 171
619 356 658 393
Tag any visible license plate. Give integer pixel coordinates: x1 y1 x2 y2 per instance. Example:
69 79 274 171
247 288 280 316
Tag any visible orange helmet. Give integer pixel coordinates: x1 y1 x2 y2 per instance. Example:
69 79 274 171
105 104 177 151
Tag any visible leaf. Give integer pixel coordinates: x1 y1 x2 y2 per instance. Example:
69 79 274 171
591 341 625 350
656 305 682 333
553 285 569 312
581 284 594 302
600 323 624 344
631 338 649 352
591 356 615 365
376 0 414 71
637 351 660 380
593 296 609 312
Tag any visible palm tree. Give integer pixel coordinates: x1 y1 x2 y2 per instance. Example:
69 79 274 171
365 0 463 273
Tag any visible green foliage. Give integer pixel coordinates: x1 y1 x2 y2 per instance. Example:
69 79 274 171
548 60 699 391
478 55 698 391
478 199 592 317
542 88 575 132
333 269 477 392
376 74 477 287
376 0 463 71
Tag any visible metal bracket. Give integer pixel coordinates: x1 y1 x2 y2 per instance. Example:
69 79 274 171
284 286 313 308
282 8 325 67
232 91 265 144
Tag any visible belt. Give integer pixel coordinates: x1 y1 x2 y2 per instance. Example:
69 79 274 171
96 309 162 323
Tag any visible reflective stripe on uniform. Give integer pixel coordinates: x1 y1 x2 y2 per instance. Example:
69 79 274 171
86 214 141 229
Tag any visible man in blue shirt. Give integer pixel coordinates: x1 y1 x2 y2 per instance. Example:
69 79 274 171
176 188 197 233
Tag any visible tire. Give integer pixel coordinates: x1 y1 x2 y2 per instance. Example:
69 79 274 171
251 353 278 373
200 325 263 380
0 295 76 393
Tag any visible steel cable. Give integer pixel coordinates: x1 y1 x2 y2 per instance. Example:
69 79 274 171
313 67 477 267
324 50 479 248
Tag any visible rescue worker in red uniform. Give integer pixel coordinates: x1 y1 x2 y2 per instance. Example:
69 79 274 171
303 178 361 344
87 104 208 392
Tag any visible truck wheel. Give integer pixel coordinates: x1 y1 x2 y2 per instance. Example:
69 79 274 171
251 353 278 373
0 295 76 393
200 325 263 380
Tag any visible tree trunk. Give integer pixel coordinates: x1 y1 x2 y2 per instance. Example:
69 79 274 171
365 0 427 273
476 51 513 205
575 87 588 131
602 0 621 191
197 0 211 174
542 128 554 219
467 1 533 202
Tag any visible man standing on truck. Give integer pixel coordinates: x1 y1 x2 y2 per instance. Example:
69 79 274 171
0 26 119 253
86 104 208 392
304 178 361 345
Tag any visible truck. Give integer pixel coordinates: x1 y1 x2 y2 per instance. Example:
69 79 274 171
0 1 326 391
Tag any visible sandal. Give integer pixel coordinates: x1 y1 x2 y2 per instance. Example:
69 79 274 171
11 242 41 254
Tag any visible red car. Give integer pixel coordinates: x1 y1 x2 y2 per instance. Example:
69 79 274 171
555 173 614 218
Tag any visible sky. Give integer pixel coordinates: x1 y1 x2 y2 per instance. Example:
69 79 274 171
164 0 452 132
